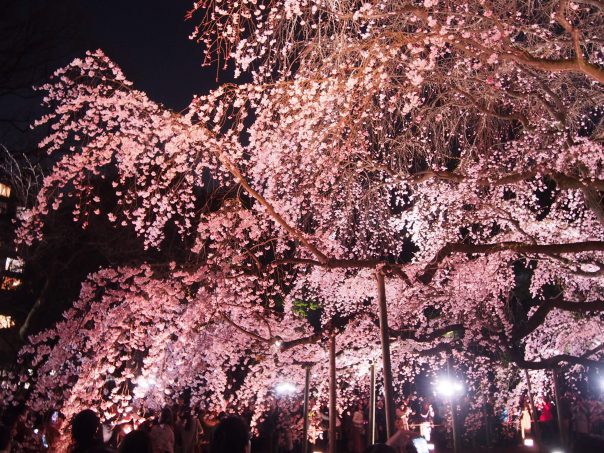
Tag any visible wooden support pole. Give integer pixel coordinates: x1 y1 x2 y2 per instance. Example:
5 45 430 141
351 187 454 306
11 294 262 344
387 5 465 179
376 268 396 438
303 365 311 453
329 333 337 453
369 362 376 445
552 369 564 447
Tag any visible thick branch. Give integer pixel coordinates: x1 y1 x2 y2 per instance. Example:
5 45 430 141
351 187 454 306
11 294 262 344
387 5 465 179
515 297 604 340
220 312 270 343
399 324 464 342
574 0 604 9
418 241 604 284
515 353 603 370
214 147 330 264
271 257 412 284
281 332 323 351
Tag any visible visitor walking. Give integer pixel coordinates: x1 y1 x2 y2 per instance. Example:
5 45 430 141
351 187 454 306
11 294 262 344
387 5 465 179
0 423 11 453
210 416 250 453
118 430 153 453
175 410 200 453
149 407 175 453
69 409 115 453
351 403 365 453
520 403 532 440
538 397 554 443
418 402 434 442
395 402 411 431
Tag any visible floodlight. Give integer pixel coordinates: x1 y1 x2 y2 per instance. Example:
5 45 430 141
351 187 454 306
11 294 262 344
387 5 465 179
524 438 534 447
434 378 464 397
137 375 156 390
275 382 296 395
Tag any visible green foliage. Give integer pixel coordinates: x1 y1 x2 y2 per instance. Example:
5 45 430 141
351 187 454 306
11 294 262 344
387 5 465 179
292 298 320 317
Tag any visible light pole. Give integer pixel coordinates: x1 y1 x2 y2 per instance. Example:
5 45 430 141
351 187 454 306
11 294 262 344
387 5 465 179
302 365 312 453
274 381 297 453
434 378 464 453
276 366 315 453
329 333 337 453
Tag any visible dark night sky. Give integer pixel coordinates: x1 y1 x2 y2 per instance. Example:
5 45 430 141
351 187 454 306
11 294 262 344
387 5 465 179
0 0 219 149
83 0 218 110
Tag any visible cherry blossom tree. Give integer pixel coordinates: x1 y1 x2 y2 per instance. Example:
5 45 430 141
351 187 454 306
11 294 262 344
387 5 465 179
187 0 604 434
2 0 604 451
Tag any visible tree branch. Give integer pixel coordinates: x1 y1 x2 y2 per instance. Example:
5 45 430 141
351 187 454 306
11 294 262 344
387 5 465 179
417 241 604 284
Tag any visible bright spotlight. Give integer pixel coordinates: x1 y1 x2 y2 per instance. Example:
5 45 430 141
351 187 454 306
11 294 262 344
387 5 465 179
434 378 464 397
426 443 435 450
523 438 534 447
275 382 296 395
551 450 564 453
137 375 156 390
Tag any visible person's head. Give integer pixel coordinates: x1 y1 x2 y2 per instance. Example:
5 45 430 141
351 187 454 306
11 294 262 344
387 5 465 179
71 409 100 447
180 409 194 429
364 444 396 453
118 430 152 453
0 424 11 452
211 416 250 453
159 407 173 426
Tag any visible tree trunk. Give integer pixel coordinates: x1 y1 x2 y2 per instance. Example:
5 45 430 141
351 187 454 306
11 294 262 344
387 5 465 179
329 332 337 453
376 268 396 438
19 277 51 341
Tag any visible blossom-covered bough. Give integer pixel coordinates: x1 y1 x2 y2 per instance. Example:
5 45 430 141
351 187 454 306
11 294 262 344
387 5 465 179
2 0 604 451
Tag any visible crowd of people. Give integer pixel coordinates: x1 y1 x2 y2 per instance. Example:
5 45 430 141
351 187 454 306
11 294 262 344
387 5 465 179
0 404 430 453
512 392 604 451
1 389 603 452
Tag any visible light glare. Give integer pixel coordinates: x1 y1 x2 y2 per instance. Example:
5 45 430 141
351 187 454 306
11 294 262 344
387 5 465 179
523 438 534 447
275 382 296 395
434 378 464 397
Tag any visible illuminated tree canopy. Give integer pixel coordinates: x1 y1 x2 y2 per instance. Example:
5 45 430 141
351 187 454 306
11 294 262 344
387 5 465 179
2 1 604 450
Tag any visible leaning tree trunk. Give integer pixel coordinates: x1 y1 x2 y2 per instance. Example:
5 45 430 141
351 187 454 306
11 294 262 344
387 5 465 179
375 268 396 438
19 277 51 341
329 332 337 453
